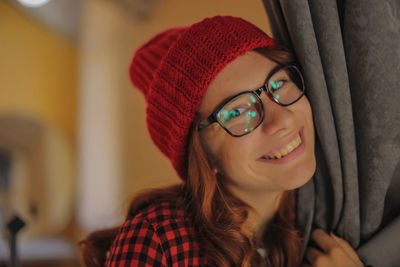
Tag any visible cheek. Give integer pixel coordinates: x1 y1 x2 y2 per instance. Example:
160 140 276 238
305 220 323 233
216 138 255 178
297 97 314 130
300 98 316 170
303 98 315 141
304 97 313 119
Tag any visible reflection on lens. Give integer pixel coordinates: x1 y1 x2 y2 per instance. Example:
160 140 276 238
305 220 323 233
217 93 263 136
268 66 304 105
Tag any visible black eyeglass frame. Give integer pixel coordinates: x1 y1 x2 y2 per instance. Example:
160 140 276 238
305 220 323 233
198 63 306 137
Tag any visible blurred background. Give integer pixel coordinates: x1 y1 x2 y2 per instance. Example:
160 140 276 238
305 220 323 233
0 0 271 266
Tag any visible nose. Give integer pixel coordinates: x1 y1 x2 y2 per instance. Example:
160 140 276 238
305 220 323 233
259 92 296 136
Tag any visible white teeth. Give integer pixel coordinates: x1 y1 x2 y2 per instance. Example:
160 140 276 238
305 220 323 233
265 134 302 159
271 151 282 159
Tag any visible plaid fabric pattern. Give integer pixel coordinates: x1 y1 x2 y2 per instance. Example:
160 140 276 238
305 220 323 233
105 200 209 266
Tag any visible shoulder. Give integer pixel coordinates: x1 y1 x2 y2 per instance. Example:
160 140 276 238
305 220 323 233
135 198 188 226
106 199 207 267
131 200 200 252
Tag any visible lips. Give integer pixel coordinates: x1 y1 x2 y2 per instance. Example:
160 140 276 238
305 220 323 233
261 127 305 160
265 134 302 159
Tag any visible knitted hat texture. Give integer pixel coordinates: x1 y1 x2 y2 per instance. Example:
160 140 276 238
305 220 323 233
129 16 279 179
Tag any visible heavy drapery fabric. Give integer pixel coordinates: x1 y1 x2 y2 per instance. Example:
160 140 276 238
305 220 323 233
262 1 400 266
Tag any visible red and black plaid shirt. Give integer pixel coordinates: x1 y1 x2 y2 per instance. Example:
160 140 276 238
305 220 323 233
105 199 209 266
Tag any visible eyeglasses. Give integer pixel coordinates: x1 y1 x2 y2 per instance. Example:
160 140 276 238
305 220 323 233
198 63 305 137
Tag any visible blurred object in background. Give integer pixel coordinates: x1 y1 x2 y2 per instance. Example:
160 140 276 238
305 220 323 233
10 0 80 42
6 215 26 267
0 115 76 265
0 115 75 237
17 0 52 8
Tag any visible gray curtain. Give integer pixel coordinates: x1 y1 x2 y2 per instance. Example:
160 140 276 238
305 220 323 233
262 1 400 266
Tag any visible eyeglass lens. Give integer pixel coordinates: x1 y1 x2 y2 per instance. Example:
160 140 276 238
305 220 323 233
268 66 304 105
216 93 263 136
218 65 304 136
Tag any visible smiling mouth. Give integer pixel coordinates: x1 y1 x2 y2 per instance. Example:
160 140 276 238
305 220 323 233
260 127 305 161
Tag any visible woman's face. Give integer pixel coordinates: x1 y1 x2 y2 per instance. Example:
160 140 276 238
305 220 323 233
198 50 316 194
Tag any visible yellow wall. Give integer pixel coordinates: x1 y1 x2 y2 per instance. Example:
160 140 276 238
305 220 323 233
128 0 272 52
0 2 77 143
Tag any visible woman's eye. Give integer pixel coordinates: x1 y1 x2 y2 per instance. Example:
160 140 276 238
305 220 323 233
230 109 240 118
219 107 248 122
270 80 286 91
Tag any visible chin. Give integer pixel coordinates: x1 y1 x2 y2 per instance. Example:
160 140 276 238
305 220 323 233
288 158 316 190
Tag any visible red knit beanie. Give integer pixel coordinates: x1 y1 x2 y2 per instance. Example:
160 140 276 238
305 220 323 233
129 16 279 179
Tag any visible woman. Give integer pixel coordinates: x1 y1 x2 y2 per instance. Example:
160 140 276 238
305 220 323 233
80 16 366 267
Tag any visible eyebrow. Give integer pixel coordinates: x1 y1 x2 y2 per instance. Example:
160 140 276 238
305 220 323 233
209 88 259 118
213 72 269 108
218 63 280 103
206 63 282 117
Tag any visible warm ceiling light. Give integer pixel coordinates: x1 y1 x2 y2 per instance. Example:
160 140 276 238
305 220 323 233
17 0 51 8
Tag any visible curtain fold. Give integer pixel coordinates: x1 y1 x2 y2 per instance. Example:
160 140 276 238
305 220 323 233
262 1 400 266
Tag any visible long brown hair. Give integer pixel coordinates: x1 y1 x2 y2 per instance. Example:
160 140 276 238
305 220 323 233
80 48 303 267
